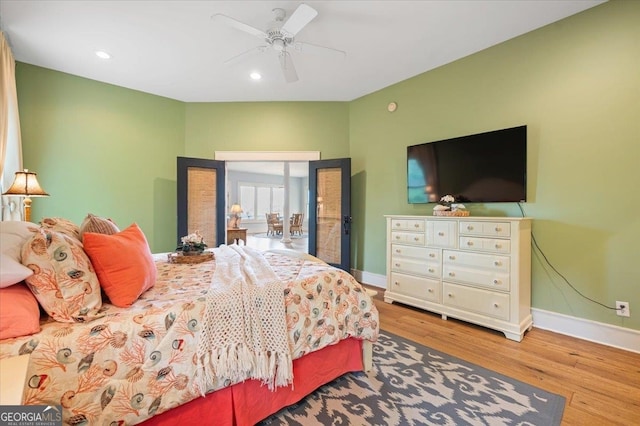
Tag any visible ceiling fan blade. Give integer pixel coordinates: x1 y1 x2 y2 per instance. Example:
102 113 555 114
281 4 318 37
293 41 346 58
224 45 268 66
212 13 267 39
279 51 298 83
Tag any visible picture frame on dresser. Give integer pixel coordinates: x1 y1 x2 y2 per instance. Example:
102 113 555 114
384 215 532 341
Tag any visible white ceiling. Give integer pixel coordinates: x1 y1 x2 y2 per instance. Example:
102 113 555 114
0 1 604 102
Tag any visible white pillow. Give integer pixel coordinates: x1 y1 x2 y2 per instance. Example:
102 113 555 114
0 221 38 263
0 253 33 288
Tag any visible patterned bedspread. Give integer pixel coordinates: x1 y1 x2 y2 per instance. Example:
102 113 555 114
0 250 379 425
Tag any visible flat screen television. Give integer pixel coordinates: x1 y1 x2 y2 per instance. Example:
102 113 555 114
407 125 527 203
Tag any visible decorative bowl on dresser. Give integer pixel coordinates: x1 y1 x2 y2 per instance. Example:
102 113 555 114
384 215 532 341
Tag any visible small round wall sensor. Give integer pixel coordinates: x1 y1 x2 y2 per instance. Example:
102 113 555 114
387 102 398 112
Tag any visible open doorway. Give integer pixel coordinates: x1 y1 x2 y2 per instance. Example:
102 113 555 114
226 161 309 253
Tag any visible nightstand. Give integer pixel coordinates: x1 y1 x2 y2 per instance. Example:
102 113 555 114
227 228 247 245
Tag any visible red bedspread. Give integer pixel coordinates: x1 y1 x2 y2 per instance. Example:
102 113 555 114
142 338 364 426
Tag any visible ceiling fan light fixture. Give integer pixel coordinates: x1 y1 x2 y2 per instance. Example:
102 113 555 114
272 39 285 52
95 50 111 59
249 72 262 80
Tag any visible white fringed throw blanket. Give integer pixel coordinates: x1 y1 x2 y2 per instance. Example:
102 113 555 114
196 245 293 394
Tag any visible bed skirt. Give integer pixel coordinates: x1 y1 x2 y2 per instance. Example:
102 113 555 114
141 338 364 426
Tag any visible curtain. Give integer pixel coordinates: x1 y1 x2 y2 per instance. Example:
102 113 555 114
0 31 24 221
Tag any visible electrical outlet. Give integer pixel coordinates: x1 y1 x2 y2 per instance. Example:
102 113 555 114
616 301 630 317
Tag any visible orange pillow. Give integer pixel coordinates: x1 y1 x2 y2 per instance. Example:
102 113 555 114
83 223 156 307
0 283 41 340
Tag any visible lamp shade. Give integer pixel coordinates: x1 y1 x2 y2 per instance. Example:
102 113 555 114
230 204 243 214
2 169 49 197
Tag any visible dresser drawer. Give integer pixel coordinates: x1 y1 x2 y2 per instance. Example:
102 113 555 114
391 245 439 261
443 283 510 320
443 250 509 272
459 221 510 237
426 221 457 247
443 264 510 291
390 272 440 303
391 256 440 278
391 219 425 232
391 231 425 246
443 250 510 290
459 237 511 254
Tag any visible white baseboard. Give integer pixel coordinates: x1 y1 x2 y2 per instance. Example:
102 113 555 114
352 269 640 354
351 269 386 288
531 308 639 353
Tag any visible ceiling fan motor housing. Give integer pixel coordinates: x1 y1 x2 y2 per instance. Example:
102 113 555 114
266 29 294 51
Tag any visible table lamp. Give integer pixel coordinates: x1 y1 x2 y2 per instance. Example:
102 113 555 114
2 169 49 222
230 204 243 229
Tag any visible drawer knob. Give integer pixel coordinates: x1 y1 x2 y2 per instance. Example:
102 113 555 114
429 253 435 258
495 227 502 232
395 223 400 227
449 255 455 260
493 279 500 285
467 241 474 246
467 225 473 230
414 223 420 228
428 268 435 273
414 237 420 241
494 261 502 266
448 293 453 298
438 232 444 236
395 263 401 267
428 288 433 293
394 281 399 286
395 249 401 253
448 272 455 277
494 303 499 308
495 244 502 249
395 235 401 240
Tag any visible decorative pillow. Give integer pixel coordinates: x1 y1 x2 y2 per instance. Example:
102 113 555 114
80 213 120 239
22 228 103 322
0 253 33 288
0 283 41 340
0 221 39 263
83 223 156 308
39 217 81 241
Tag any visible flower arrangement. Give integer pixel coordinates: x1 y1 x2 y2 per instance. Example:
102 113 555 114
439 195 456 208
177 231 207 254
433 195 469 216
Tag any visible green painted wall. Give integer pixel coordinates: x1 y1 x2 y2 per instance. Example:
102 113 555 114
14 0 638 332
184 102 349 158
16 64 185 252
350 0 639 330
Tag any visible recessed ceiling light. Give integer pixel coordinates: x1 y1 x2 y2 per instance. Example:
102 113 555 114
95 51 111 59
249 72 262 80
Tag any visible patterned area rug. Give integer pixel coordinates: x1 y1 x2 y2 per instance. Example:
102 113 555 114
260 332 565 425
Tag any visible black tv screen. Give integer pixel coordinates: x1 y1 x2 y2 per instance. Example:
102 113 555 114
407 125 527 203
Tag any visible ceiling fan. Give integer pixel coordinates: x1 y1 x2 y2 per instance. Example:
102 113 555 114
213 4 346 83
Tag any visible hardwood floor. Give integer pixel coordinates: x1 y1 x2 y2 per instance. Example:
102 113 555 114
364 286 640 425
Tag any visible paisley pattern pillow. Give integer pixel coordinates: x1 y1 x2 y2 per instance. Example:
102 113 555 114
22 228 104 323
39 217 81 241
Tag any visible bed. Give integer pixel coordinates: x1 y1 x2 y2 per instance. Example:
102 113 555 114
0 219 379 426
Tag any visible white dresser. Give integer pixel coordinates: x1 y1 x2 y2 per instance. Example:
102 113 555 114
384 215 532 341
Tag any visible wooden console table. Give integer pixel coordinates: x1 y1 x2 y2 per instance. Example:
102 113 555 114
227 228 247 245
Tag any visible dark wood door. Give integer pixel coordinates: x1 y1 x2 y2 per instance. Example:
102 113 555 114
177 157 226 248
308 158 351 271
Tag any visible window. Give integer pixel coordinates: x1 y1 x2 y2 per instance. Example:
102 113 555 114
239 183 285 220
